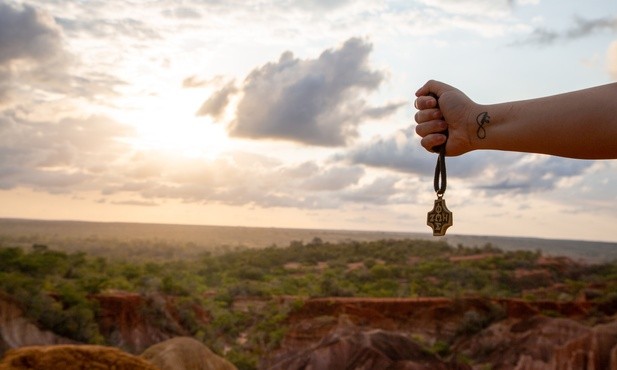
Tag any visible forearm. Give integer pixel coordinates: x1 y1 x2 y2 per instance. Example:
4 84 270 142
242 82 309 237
471 83 617 159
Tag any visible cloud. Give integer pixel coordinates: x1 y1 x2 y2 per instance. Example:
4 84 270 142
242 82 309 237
341 176 401 204
512 16 617 46
362 102 408 119
182 75 225 88
0 2 63 64
56 15 159 40
566 16 617 38
161 6 202 19
0 2 121 108
417 0 513 17
288 0 356 11
217 37 400 146
475 155 593 194
347 128 434 175
0 112 134 192
92 151 375 209
299 165 364 191
0 2 69 103
0 105 583 211
512 28 559 46
346 128 489 179
111 199 159 207
195 82 237 119
346 128 595 195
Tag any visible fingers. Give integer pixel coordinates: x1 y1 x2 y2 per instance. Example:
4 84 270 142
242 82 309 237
414 95 438 110
414 108 442 123
414 80 457 153
420 134 447 153
415 119 447 137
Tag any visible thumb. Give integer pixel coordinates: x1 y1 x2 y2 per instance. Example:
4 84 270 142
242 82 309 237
415 80 456 98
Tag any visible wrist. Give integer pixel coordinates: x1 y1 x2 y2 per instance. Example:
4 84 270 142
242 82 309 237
465 104 492 152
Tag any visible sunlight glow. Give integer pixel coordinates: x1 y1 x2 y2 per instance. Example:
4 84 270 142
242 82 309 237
114 89 230 159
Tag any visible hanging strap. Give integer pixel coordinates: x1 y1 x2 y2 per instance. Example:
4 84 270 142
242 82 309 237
428 93 447 196
434 145 447 196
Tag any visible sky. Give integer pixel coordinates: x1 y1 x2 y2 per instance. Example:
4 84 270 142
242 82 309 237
1 0 616 242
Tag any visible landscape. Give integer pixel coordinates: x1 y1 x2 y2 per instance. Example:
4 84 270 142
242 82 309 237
1 218 616 369
3 0 617 369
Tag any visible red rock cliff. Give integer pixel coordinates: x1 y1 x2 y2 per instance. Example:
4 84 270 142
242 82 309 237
274 296 617 370
94 292 209 354
0 293 74 356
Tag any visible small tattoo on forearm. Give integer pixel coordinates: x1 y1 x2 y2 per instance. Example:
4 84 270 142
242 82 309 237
476 112 490 139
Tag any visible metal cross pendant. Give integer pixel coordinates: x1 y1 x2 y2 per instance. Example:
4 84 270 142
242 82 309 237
427 196 453 236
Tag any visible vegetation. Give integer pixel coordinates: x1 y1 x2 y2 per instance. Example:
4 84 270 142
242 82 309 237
1 236 616 369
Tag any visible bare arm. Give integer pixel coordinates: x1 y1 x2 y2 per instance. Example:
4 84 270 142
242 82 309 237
414 80 617 159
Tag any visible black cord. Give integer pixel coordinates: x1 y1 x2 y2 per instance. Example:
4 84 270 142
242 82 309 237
434 146 446 196
428 93 447 196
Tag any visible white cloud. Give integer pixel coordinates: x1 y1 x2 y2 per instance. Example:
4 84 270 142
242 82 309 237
416 0 512 17
91 150 369 209
220 38 401 146
0 112 134 192
341 176 402 204
300 165 364 191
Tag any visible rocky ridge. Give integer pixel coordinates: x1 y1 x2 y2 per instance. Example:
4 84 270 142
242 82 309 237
1 292 617 369
266 296 617 369
0 337 236 370
0 293 74 355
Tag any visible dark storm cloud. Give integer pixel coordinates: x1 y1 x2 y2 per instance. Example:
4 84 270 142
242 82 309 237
214 37 401 146
512 16 617 46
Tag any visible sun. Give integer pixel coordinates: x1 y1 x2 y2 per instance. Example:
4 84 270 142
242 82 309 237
115 89 231 159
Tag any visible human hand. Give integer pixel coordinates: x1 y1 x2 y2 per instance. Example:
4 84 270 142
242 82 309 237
414 80 477 156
